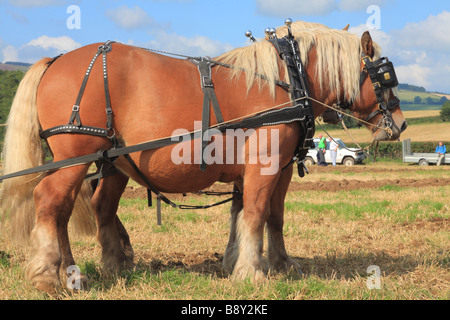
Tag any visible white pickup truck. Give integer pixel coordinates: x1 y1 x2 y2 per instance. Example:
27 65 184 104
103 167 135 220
304 138 366 166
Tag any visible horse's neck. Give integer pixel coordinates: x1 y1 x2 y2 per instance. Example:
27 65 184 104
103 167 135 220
304 53 341 119
213 68 292 121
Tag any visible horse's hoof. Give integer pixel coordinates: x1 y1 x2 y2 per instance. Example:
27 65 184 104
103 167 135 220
31 277 61 294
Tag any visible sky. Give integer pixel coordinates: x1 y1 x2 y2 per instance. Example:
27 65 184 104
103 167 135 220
0 0 449 93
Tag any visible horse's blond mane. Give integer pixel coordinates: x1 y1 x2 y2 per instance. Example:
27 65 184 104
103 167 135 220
217 21 381 103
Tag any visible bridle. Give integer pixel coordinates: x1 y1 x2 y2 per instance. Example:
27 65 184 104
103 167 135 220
339 52 400 135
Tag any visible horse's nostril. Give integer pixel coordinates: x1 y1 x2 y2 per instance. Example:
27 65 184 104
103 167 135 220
400 120 408 133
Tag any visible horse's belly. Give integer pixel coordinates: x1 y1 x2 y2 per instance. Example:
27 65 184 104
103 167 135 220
115 145 242 193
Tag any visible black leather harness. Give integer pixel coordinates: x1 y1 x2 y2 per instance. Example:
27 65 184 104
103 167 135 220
267 28 315 177
1 38 318 219
1 34 403 223
189 57 225 171
2 35 403 186
40 41 117 145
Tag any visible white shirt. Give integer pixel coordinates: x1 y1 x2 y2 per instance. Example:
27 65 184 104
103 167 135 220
330 140 339 151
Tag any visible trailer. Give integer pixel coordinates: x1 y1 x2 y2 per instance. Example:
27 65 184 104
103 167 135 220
402 138 449 166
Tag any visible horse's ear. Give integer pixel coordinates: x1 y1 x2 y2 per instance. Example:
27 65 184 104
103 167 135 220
343 24 349 31
361 31 374 58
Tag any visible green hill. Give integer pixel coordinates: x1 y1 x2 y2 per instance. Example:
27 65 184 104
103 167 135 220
397 89 447 111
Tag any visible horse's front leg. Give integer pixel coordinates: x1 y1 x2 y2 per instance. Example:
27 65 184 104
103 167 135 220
230 171 280 282
267 164 302 274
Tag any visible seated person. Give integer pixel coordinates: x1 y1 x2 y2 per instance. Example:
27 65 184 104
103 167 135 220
435 141 446 166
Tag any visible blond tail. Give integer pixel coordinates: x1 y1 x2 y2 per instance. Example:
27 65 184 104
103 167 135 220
0 58 96 245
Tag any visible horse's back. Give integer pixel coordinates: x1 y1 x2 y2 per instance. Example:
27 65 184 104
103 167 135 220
37 43 204 146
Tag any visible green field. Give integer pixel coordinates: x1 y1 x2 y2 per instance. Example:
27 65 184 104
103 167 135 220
400 104 442 111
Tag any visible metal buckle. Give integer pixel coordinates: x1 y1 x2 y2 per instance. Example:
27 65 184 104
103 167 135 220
378 101 387 111
72 105 80 112
202 75 214 88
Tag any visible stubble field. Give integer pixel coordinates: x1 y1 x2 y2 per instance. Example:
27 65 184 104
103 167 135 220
0 161 448 300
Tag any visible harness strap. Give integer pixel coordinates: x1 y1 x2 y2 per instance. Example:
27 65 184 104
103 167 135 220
40 124 109 139
361 54 386 109
193 58 225 171
0 104 310 183
364 96 400 123
268 32 315 177
69 51 102 127
40 40 116 143
101 42 115 131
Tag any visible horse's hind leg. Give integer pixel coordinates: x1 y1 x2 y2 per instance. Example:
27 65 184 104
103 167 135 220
90 165 134 272
28 164 90 293
267 165 301 273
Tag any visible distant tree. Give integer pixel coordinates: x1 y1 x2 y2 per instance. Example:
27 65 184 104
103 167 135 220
425 97 434 104
439 96 448 104
414 96 422 104
441 101 450 122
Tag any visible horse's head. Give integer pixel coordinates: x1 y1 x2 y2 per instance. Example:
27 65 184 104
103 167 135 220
350 31 407 141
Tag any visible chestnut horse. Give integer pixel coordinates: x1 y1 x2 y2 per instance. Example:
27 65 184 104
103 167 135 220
1 21 406 292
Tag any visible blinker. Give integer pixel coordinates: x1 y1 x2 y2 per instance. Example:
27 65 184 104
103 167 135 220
373 57 398 89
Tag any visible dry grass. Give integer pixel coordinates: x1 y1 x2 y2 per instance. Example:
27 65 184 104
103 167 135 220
324 122 450 143
0 162 449 300
403 110 441 119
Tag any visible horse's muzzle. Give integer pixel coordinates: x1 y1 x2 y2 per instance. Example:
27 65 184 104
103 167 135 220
374 117 407 141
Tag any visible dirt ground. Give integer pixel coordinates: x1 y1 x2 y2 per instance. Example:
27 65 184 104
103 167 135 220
122 165 450 199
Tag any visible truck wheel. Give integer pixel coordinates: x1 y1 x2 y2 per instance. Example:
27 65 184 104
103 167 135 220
343 157 355 166
418 159 429 166
304 156 315 166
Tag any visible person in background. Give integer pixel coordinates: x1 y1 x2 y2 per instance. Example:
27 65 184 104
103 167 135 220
317 134 327 166
330 138 339 166
435 141 446 166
